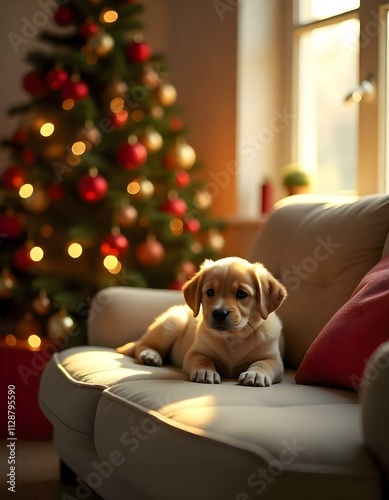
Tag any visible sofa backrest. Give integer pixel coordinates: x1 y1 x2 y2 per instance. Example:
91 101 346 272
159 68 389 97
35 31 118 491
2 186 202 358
250 194 389 369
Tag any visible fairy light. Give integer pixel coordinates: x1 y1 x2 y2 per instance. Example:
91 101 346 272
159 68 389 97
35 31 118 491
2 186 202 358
30 246 44 262
62 99 75 111
103 255 120 271
127 181 141 195
101 9 118 23
68 243 83 258
19 183 34 199
28 335 41 349
5 334 17 347
170 218 184 236
40 122 55 137
110 98 124 113
71 141 86 155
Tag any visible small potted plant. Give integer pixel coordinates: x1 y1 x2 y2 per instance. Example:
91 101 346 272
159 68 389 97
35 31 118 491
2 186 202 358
282 163 311 196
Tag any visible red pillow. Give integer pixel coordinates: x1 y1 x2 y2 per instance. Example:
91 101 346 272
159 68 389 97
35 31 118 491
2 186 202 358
295 256 389 391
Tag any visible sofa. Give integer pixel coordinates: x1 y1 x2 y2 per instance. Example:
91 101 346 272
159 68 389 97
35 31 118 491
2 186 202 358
39 194 389 500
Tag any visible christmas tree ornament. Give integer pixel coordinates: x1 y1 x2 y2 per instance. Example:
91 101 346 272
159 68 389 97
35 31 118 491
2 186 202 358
32 290 51 315
47 309 75 341
208 229 225 252
80 21 100 38
193 189 213 210
88 31 115 57
170 116 185 131
53 5 75 26
126 38 151 63
139 128 163 153
0 268 17 299
184 218 201 233
16 312 41 339
142 67 160 90
155 82 177 107
175 171 191 188
116 139 148 170
104 79 128 100
168 280 183 291
61 79 89 101
178 260 197 279
136 237 165 266
13 244 35 271
118 204 138 227
165 141 196 170
21 184 51 213
100 230 129 257
132 178 155 200
110 110 128 128
161 197 188 217
0 212 24 238
150 105 164 119
78 171 108 203
46 68 69 90
22 71 48 96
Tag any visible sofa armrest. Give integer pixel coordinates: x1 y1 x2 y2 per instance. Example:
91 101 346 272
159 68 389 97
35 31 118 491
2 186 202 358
87 287 185 348
361 341 389 477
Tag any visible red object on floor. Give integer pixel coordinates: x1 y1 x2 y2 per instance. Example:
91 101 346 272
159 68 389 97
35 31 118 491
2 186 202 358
0 337 54 440
261 181 273 214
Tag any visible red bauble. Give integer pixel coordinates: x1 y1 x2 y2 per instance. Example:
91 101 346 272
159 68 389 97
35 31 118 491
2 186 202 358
176 171 191 188
22 71 48 96
13 245 34 271
136 239 165 266
80 22 99 38
100 233 129 257
126 40 151 63
61 80 89 101
184 218 201 233
161 198 187 217
168 280 183 291
2 165 27 189
109 111 128 129
53 6 75 26
47 184 65 200
0 213 24 239
46 68 69 90
78 174 108 203
116 142 148 170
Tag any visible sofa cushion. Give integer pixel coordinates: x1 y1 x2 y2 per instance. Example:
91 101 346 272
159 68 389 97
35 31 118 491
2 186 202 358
93 377 380 500
38 346 186 437
251 194 389 368
295 256 389 391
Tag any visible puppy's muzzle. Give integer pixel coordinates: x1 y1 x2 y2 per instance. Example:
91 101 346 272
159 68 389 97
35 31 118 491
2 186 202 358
212 308 229 324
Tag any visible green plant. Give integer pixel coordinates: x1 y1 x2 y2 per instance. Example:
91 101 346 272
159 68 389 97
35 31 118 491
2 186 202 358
282 169 311 187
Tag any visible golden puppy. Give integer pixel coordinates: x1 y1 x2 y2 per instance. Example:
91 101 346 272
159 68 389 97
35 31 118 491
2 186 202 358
116 257 287 386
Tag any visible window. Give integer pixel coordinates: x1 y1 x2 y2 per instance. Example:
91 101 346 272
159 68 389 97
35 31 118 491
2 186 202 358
292 0 389 195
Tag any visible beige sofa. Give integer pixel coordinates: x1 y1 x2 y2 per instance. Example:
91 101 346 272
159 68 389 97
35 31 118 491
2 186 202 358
39 194 389 500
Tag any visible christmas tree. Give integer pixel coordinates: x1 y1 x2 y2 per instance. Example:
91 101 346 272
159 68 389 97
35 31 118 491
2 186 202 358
0 0 224 344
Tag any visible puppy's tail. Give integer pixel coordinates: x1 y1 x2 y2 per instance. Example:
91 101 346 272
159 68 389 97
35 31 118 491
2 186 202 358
116 341 136 356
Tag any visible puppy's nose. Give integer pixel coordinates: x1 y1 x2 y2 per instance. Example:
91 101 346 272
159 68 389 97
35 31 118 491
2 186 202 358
212 308 229 322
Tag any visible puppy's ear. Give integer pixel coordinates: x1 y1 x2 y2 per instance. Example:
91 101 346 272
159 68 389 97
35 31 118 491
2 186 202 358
252 264 287 320
182 260 213 317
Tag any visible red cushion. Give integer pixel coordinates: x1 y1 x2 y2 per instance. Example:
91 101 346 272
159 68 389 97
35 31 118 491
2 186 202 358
295 256 389 391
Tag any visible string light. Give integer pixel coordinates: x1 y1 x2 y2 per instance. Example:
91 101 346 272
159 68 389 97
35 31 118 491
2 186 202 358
19 183 34 199
110 98 124 113
28 335 41 348
170 218 184 236
100 9 118 23
62 99 75 111
30 246 44 262
127 181 141 195
5 334 17 347
71 141 87 155
68 242 83 258
40 122 55 137
103 255 122 274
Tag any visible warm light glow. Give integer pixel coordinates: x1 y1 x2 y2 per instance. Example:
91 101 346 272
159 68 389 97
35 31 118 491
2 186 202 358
127 181 141 195
5 334 17 347
114 110 128 125
40 122 55 137
110 98 124 113
28 334 41 348
62 99 75 111
41 224 53 237
19 183 34 199
131 110 145 122
71 141 86 155
101 9 118 23
170 218 184 236
103 255 119 270
30 246 44 262
68 242 83 258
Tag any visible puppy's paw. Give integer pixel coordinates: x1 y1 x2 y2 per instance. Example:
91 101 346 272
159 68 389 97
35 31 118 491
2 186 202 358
138 349 162 367
190 369 221 384
238 371 272 387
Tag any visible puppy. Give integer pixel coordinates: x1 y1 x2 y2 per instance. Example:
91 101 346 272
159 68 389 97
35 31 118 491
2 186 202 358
116 257 287 386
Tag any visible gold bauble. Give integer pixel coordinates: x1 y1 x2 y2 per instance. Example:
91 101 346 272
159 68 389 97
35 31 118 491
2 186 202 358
155 82 177 107
32 290 51 316
142 67 160 90
104 79 128 101
16 312 41 339
118 204 138 227
208 229 225 252
21 185 51 214
0 268 17 299
133 179 155 200
166 142 196 170
140 128 163 153
47 309 75 341
193 189 213 210
88 32 115 57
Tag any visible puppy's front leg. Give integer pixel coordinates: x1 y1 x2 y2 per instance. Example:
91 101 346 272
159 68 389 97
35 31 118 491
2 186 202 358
239 358 283 387
184 351 221 384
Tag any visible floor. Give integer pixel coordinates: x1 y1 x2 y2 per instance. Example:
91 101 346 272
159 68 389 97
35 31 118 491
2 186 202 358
0 440 102 500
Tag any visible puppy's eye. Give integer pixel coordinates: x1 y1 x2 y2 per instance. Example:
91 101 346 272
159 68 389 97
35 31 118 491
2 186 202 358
236 289 248 299
206 289 215 297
